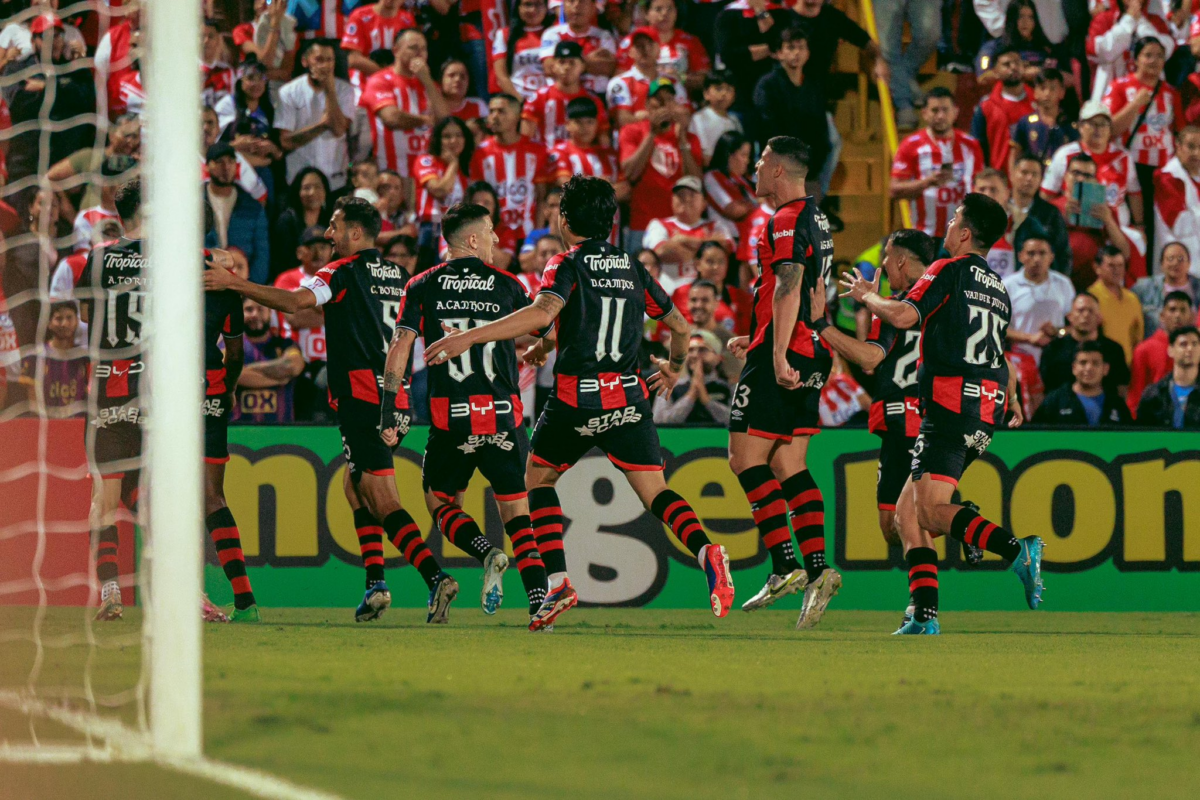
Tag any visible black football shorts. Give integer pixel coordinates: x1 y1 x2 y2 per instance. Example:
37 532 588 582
423 425 530 501
87 402 144 478
530 397 663 473
876 433 915 510
203 393 231 463
338 398 410 480
909 410 994 487
728 355 825 442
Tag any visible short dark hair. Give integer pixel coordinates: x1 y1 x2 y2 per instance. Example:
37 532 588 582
466 180 501 224
1075 340 1106 358
765 135 810 174
1164 290 1195 309
114 177 142 221
1071 152 1097 169
887 229 936 266
566 96 600 120
926 86 956 103
1034 67 1064 87
560 175 618 241
441 203 493 244
689 279 719 297
491 93 523 111
1014 151 1044 172
637 248 661 267
695 239 729 264
1095 244 1125 265
703 70 735 91
958 192 1008 250
1019 229 1052 249
995 44 1024 61
333 196 382 239
1161 240 1191 262
1169 325 1200 345
385 235 418 259
429 116 475 171
1074 291 1100 306
775 25 808 50
1132 35 1166 60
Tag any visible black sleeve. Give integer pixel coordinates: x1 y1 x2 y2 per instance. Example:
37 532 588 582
396 274 424 336
1031 391 1059 424
1103 338 1131 386
830 7 871 49
1135 391 1158 426
714 12 750 75
223 290 244 338
752 73 774 124
1112 398 1133 425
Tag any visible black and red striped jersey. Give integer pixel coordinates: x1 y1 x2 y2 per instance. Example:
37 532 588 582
902 253 1011 425
302 248 408 407
204 253 243 398
397 256 530 434
538 238 672 410
77 237 148 406
865 287 921 437
748 196 834 381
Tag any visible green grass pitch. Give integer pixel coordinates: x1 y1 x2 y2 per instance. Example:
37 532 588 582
4 608 1200 799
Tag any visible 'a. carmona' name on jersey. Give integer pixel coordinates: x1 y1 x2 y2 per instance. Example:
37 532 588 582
366 258 407 296
436 272 496 293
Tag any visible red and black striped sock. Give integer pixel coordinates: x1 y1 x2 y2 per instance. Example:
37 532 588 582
529 487 567 576
906 547 938 622
781 471 828 582
650 490 710 558
385 509 442 589
94 525 120 584
434 504 492 563
736 465 800 575
353 508 386 588
205 508 256 610
505 515 547 613
950 506 1020 562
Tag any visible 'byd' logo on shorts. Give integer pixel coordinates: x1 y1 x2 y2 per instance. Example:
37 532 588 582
575 406 642 437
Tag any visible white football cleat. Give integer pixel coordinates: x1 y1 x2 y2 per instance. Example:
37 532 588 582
795 568 842 630
481 548 508 615
740 568 807 612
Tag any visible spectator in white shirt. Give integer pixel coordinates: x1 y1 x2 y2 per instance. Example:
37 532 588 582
688 71 742 166
1003 231 1076 362
275 40 357 190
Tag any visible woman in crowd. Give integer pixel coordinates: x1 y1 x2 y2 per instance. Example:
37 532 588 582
492 0 553 101
442 58 488 136
271 166 331 278
617 0 710 93
704 131 759 244
217 59 282 212
414 116 474 265
671 240 752 336
976 0 1058 88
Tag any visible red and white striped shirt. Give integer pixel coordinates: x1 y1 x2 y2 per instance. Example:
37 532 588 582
449 97 489 124
521 84 608 149
548 140 622 183
201 60 235 109
72 206 120 253
1042 140 1141 226
413 154 469 224
891 128 984 237
539 23 617 96
340 5 417 54
606 66 690 115
296 0 348 40
704 169 758 252
273 267 328 363
469 136 550 235
491 26 547 100
819 372 868 428
1102 74 1183 167
740 203 773 267
615 28 711 76
642 215 737 282
361 69 432 176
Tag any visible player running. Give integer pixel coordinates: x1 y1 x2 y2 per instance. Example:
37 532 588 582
205 197 459 624
841 193 1042 636
426 175 735 631
381 202 550 624
724 136 840 629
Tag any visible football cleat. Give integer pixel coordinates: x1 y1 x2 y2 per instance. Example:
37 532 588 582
1012 537 1045 609
795 568 842 630
427 573 459 624
740 569 807 612
528 577 577 632
95 583 123 622
898 601 915 632
958 501 985 565
229 605 260 623
893 617 940 635
355 580 392 622
481 549 508 615
701 544 735 617
201 593 229 623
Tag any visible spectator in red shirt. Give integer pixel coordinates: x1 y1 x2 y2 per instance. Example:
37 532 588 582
1128 290 1195 414
340 0 417 78
970 46 1034 171
413 116 475 262
643 176 736 283
441 57 488 138
548 96 629 201
521 40 608 148
608 27 672 129
491 0 553 101
618 77 702 251
671 239 753 336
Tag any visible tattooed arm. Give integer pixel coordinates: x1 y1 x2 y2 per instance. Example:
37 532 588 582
772 260 804 389
427 293 564 366
648 306 691 396
380 327 417 445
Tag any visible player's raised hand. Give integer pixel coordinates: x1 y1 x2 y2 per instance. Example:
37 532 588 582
647 356 681 396
726 336 750 359
426 323 473 366
838 267 880 304
203 251 238 291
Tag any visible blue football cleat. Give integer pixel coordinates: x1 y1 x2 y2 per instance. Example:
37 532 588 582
893 617 940 635
1012 537 1045 609
355 580 392 622
481 549 508 616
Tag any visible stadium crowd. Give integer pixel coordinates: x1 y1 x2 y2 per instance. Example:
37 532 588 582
0 0 1198 431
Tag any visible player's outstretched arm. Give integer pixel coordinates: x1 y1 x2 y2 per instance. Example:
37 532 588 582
427 293 563 366
772 260 805 389
809 277 885 371
380 328 417 446
648 307 690 395
838 267 919 330
203 256 318 315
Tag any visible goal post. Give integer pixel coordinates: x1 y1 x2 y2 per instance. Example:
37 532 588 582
145 0 204 760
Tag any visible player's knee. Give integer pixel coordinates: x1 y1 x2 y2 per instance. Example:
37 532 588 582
879 510 899 546
915 502 938 533
204 487 226 517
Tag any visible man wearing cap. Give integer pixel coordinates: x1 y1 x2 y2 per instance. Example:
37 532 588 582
619 78 703 251
273 226 333 422
205 143 271 285
643 176 736 284
652 329 733 426
1041 99 1143 230
607 27 690 129
539 0 617 97
548 97 628 202
522 40 609 149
